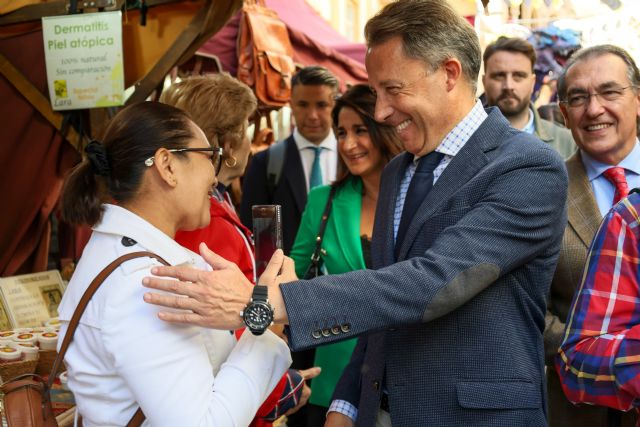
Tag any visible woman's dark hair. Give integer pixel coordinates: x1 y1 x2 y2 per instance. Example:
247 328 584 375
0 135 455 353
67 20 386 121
60 102 197 225
331 84 403 188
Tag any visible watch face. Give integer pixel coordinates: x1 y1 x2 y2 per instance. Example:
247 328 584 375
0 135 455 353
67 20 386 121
243 302 274 331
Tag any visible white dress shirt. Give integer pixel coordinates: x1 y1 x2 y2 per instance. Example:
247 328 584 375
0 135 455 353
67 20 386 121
58 204 291 426
293 127 337 191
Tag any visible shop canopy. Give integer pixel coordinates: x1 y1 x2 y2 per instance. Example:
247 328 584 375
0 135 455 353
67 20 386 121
196 0 368 88
0 0 242 277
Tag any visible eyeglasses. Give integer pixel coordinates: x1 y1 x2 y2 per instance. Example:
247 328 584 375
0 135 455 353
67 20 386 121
560 85 637 108
144 147 224 176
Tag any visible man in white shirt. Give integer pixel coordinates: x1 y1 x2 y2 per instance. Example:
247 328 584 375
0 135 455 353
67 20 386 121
240 66 339 254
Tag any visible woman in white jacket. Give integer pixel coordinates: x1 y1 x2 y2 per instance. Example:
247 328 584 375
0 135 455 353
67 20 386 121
58 101 291 426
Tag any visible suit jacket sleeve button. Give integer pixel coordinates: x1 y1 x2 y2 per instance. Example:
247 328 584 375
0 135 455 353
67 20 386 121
341 323 351 333
312 330 321 339
331 325 340 335
321 328 331 337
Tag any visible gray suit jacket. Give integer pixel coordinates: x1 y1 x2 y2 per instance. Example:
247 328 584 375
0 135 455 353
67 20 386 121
532 104 576 160
281 108 568 426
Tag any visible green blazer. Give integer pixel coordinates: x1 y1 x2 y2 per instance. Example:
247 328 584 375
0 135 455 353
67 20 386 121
290 177 366 408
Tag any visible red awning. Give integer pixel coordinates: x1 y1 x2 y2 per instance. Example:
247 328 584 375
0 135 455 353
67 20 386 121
196 0 367 88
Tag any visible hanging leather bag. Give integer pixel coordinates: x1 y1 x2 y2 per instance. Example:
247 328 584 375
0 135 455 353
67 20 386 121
237 0 295 108
0 251 168 427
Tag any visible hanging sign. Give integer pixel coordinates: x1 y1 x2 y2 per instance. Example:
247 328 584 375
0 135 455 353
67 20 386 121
42 11 124 111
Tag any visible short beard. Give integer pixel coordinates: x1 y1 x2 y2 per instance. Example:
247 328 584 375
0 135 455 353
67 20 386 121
497 96 529 118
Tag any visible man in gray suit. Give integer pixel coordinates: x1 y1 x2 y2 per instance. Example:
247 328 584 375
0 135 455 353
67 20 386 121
142 1 568 425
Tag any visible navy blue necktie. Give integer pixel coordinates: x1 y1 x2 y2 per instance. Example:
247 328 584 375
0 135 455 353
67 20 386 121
395 151 444 257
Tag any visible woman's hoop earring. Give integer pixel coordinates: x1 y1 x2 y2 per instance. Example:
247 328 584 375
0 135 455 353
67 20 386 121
224 155 238 168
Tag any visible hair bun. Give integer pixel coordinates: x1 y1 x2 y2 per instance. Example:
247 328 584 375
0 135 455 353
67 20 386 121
85 140 110 177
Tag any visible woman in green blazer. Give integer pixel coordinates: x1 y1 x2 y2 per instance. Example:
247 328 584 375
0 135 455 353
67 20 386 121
290 84 403 426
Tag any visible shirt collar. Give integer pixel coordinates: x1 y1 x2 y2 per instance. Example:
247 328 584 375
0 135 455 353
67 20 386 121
581 140 640 181
432 99 487 158
93 204 198 266
294 127 337 152
522 108 535 135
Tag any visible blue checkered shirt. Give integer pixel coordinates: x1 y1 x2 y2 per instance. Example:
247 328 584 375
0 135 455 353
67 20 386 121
330 101 488 422
393 100 487 242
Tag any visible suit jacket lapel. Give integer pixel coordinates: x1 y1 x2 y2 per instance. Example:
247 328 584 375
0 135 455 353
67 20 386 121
566 152 602 247
372 152 412 268
283 136 307 213
397 108 509 260
332 178 366 271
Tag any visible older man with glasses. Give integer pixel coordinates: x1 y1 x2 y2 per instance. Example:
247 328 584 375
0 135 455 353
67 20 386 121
547 44 640 427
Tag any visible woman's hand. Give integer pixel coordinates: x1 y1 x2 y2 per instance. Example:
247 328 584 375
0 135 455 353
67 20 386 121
143 243 289 328
284 367 321 416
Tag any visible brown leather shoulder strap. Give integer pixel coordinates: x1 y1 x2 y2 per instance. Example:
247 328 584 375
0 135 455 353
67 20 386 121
126 408 146 427
49 251 169 426
78 406 144 427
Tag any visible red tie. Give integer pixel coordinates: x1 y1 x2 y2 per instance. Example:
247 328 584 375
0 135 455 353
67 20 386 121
603 167 629 205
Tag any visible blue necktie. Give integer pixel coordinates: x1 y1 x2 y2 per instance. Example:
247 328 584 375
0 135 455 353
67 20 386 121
395 151 444 257
309 146 324 189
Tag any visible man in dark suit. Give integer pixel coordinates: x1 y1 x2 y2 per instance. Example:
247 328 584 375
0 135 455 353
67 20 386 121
240 66 339 254
142 1 568 425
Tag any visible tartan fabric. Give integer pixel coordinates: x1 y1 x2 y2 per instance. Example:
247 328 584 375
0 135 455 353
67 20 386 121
556 190 640 411
261 369 305 422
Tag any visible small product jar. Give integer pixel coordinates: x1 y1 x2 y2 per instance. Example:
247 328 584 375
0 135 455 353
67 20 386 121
13 333 38 345
0 346 22 363
59 371 69 390
16 343 39 361
44 318 61 328
0 331 16 340
38 331 58 351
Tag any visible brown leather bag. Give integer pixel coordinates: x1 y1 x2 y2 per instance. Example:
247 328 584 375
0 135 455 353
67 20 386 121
0 251 168 427
237 0 295 108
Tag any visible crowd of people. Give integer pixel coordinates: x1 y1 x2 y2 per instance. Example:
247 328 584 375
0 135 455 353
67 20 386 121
55 0 640 426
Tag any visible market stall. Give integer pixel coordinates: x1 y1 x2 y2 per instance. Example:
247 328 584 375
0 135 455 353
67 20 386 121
0 0 241 278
